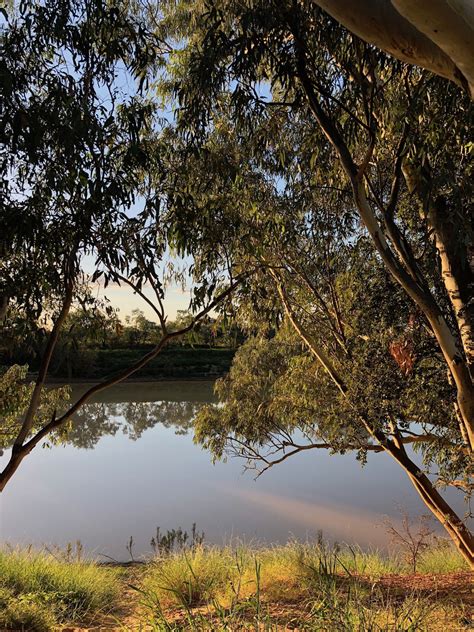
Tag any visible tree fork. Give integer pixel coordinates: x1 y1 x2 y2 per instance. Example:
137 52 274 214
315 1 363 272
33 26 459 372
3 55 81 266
292 41 474 450
279 282 474 568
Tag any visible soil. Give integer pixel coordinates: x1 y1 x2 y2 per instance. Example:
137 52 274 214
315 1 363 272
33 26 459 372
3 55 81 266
61 569 474 631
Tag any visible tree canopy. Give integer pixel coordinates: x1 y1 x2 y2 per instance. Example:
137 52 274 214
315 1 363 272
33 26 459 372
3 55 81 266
152 0 473 565
1 0 473 566
0 0 247 489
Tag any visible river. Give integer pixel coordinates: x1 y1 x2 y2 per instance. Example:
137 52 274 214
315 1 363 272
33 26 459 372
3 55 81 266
0 380 467 560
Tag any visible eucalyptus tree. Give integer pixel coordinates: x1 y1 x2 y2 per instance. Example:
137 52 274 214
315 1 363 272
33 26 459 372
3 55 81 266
312 1 474 98
0 0 247 489
155 0 474 564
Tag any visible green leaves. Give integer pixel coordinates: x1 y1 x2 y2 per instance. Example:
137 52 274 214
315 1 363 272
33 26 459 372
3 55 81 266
1 0 163 318
0 365 71 449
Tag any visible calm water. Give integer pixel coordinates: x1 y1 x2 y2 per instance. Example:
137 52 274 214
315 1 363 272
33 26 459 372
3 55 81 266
0 381 467 559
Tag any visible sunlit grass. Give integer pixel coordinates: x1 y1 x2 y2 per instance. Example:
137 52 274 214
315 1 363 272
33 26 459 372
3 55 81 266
0 586 57 632
0 538 468 630
337 545 402 578
141 545 233 608
136 540 470 630
417 541 469 574
0 547 121 630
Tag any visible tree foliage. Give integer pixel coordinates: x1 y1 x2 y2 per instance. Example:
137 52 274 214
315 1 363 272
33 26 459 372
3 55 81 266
0 0 246 490
154 0 474 564
1 0 473 565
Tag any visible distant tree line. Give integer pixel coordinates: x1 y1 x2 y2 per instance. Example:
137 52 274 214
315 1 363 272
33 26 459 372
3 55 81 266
0 306 244 377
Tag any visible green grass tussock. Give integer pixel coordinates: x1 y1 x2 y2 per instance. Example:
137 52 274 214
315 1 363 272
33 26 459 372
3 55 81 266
141 546 233 608
0 547 121 630
417 541 469 574
0 587 57 632
137 540 470 630
0 539 469 630
337 546 403 578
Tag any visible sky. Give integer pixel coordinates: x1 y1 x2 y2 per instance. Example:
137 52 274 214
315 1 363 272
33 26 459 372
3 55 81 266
81 252 193 322
93 281 191 322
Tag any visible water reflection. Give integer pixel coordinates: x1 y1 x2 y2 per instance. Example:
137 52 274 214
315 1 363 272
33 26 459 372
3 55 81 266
226 487 391 547
68 400 198 449
0 381 468 558
56 380 214 449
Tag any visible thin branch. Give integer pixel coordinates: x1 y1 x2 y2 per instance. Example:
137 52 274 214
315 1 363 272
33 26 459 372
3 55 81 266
114 272 167 332
386 124 410 218
13 275 75 450
0 275 248 490
227 430 443 480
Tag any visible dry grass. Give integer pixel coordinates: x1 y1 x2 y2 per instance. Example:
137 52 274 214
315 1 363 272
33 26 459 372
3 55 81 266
135 540 472 630
1 540 470 630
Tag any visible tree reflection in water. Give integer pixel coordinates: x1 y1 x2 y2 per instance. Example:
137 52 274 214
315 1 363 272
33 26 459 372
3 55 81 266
66 400 198 449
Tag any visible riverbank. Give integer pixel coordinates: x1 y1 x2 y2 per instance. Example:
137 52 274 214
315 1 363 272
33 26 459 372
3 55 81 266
92 347 234 379
1 540 471 630
25 347 235 381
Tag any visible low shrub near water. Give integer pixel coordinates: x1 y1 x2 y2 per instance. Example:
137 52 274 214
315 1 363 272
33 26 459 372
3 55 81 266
0 547 121 630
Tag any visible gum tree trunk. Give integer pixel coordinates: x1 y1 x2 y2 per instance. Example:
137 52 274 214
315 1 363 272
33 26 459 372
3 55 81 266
312 0 474 96
279 281 474 569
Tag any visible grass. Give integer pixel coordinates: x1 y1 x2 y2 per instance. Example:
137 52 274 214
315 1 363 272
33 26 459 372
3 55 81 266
0 587 57 632
0 546 121 630
0 539 470 630
137 539 471 630
417 541 470 574
337 545 404 577
141 546 233 609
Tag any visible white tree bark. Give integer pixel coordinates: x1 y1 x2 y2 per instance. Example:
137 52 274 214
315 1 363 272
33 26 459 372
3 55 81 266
312 0 474 96
393 0 474 95
448 0 474 30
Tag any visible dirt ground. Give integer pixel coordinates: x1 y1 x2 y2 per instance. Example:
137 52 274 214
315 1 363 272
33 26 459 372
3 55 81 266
61 569 474 631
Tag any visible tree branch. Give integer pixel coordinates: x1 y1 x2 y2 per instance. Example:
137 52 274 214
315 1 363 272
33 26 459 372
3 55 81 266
0 275 247 491
13 275 75 450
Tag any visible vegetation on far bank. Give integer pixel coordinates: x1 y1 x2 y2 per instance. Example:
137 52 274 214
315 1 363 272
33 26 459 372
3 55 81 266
43 346 235 380
1 536 471 631
2 309 239 379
